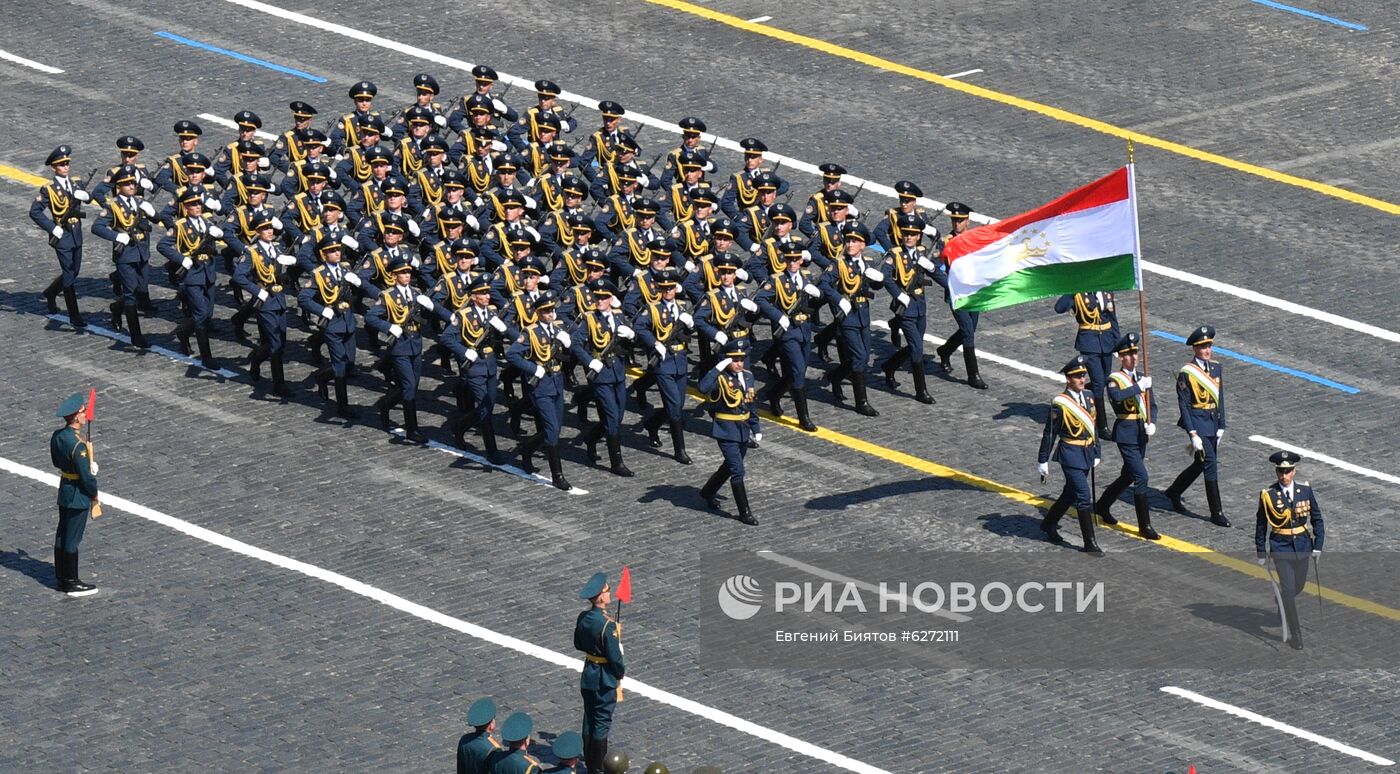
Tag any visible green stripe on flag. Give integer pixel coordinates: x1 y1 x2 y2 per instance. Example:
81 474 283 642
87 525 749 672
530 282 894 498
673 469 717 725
953 254 1138 312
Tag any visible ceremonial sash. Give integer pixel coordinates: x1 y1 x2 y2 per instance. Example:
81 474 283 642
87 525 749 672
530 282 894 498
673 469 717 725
1108 371 1146 419
1180 362 1220 405
1051 394 1096 442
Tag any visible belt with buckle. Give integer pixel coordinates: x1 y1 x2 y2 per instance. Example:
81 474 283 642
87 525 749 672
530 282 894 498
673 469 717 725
60 472 79 480
1190 402 1217 410
793 313 809 322
669 342 687 351
1079 322 1112 331
1062 438 1095 446
336 302 351 310
267 284 283 293
584 654 609 664
1274 525 1307 536
481 346 494 354
716 411 749 421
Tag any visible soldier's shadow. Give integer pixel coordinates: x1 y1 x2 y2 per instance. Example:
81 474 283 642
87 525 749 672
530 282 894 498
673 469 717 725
0 547 57 588
803 476 982 510
1185 603 1282 648
992 401 1044 422
639 484 732 519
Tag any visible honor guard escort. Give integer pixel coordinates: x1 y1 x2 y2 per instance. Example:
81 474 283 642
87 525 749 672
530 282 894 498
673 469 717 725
878 213 939 405
1054 290 1122 436
1164 325 1230 527
1093 333 1160 539
933 202 987 389
1255 451 1324 649
1037 356 1104 555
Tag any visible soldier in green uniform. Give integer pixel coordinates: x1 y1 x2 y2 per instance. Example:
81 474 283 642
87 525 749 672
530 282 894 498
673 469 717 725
50 392 100 596
458 696 505 774
488 711 543 774
575 572 625 773
545 730 583 773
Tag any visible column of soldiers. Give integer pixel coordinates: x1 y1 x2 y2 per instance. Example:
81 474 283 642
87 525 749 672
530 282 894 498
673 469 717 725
31 71 988 527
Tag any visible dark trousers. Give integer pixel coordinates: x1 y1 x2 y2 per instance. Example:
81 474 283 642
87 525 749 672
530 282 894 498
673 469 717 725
1170 434 1220 490
55 506 89 554
1272 554 1310 637
581 686 617 741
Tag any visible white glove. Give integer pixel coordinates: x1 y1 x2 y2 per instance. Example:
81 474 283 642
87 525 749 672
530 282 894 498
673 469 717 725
617 325 635 339
917 257 937 273
491 98 508 113
270 216 284 231
433 114 447 128
703 160 716 173
139 201 157 218
609 296 621 309
489 316 508 333
1093 457 1101 469
863 267 884 282
1257 557 1267 566
555 331 571 348
801 250 813 261
389 323 404 338
896 292 911 307
1145 422 1156 436
714 357 734 372
749 242 762 254
684 260 697 273
208 225 225 239
838 298 852 315
257 157 271 170
338 234 359 251
754 432 763 443
588 358 604 373
522 195 538 210
115 232 131 245
1137 376 1153 391
415 294 435 310
736 268 750 282
89 460 99 474
406 219 421 237
654 342 666 357
333 153 345 162
73 189 91 202
922 224 940 238
410 256 421 268
489 140 508 153
345 272 362 287
1216 429 1225 441
381 125 395 139
849 204 860 218
328 169 339 181
465 214 481 231
180 256 194 270
803 283 822 298
538 274 551 286
739 298 758 312
1037 462 1050 478
778 314 790 330
50 226 65 239
320 306 335 320
276 254 297 266
678 312 694 327
636 173 650 187
205 198 223 213
713 331 728 346
1312 549 1322 558
257 289 269 302
139 177 155 192
1191 434 1204 452
533 364 545 379
464 348 478 362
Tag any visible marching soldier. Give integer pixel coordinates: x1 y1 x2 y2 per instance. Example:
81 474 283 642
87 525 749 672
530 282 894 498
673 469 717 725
1054 290 1121 436
345 148 395 223
511 79 577 149
657 149 712 231
659 116 715 188
1255 450 1324 649
157 152 222 227
505 290 574 490
571 280 636 477
233 214 299 397
747 202 799 285
447 64 518 135
393 73 449 131
329 80 386 155
154 120 203 194
577 100 627 180
592 164 642 243
269 101 318 173
91 135 154 204
212 111 269 188
1037 356 1104 555
51 392 100 596
797 162 853 237
32 145 93 328
278 129 338 197
1094 333 1160 539
732 172 778 256
755 241 822 431
158 189 227 370
720 137 787 220
588 134 659 203
394 106 437 180
488 712 542 774
818 224 883 417
337 114 390 187
365 256 451 443
878 213 938 404
932 202 987 389
606 198 665 277
301 235 379 418
91 164 159 346
545 731 584 774
442 274 513 460
697 345 760 525
871 180 937 251
575 572 625 772
1163 325 1231 527
805 188 854 268
457 697 504 774
633 268 694 463
695 256 759 371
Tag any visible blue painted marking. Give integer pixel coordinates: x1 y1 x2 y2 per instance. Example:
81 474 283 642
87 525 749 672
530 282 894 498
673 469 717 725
1248 0 1368 31
1150 331 1359 394
154 31 327 82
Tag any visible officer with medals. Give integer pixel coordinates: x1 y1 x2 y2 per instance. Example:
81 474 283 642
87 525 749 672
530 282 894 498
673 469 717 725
301 235 378 418
818 223 883 417
755 241 822 431
442 274 513 460
92 164 159 346
365 256 451 442
51 392 100 596
1163 325 1231 526
574 572 625 772
1036 356 1104 555
505 290 574 490
878 213 938 404
32 145 92 328
633 268 694 464
697 344 760 525
1093 333 1160 539
158 188 227 370
932 202 988 389
1054 290 1122 436
457 697 504 774
487 712 542 774
571 280 636 477
233 213 299 397
1255 451 1324 649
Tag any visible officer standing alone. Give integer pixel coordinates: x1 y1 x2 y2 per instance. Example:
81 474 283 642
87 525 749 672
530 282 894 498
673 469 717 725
51 392 100 596
575 572 625 774
1255 451 1324 649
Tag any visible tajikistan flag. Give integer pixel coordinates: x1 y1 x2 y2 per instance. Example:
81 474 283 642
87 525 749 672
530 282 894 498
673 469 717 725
946 166 1142 312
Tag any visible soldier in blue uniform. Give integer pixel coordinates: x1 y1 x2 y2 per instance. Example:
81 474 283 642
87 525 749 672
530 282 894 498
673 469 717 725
457 696 504 774
50 392 100 596
878 213 938 404
269 101 318 173
797 162 853 237
91 164 159 346
443 275 513 459
154 120 203 194
697 345 760 525
932 202 987 389
488 712 543 774
1036 356 1104 555
366 256 451 443
571 280 636 477
818 224 882 417
329 80 385 155
1255 450 1324 649
158 189 227 370
506 291 574 490
510 79 578 150
212 111 269 188
545 731 584 774
31 146 92 328
233 214 299 397
1093 333 1160 539
755 242 822 431
1054 290 1121 436
301 236 379 417
575 572 625 772
576 100 626 180
719 137 787 220
633 268 694 463
448 65 519 135
1163 325 1230 527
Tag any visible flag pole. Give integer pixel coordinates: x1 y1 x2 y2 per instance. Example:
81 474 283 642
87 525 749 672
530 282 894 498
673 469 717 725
1127 139 1152 426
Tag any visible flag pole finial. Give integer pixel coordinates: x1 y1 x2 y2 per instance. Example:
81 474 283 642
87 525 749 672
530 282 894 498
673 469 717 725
1127 138 1135 165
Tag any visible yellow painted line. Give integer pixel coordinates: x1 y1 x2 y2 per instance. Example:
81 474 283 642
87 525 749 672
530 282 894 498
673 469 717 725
638 0 1400 218
0 162 47 186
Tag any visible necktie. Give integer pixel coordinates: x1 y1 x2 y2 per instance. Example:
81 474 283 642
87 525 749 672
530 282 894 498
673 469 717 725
1095 291 1105 308
194 218 206 234
667 302 678 318
330 267 341 284
123 196 134 211
791 271 802 288
1284 486 1294 504
727 288 736 303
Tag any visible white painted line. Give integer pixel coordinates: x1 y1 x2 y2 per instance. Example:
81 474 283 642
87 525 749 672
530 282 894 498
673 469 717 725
1160 686 1395 767
942 68 983 79
0 454 889 774
1248 435 1400 487
48 314 241 378
219 0 1400 345
388 427 590 494
0 278 17 285
869 319 1062 381
0 48 64 74
757 550 970 622
196 111 280 142
746 14 772 23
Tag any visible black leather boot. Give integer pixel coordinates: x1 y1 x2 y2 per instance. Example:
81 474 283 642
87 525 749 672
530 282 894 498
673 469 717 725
110 299 125 331
125 306 150 349
701 466 729 509
43 276 62 313
1040 491 1070 544
61 287 86 328
403 399 427 444
731 479 758 525
644 410 665 448
963 346 987 389
792 388 817 432
195 329 220 370
270 354 293 398
911 361 935 404
1095 473 1128 525
545 443 571 490
1077 509 1104 555
605 434 633 477
851 372 879 416
334 376 357 418
669 420 691 465
1134 492 1160 540
248 342 268 383
1205 479 1230 527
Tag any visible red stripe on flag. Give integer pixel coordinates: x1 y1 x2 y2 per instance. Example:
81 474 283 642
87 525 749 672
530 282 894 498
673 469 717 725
944 167 1129 262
